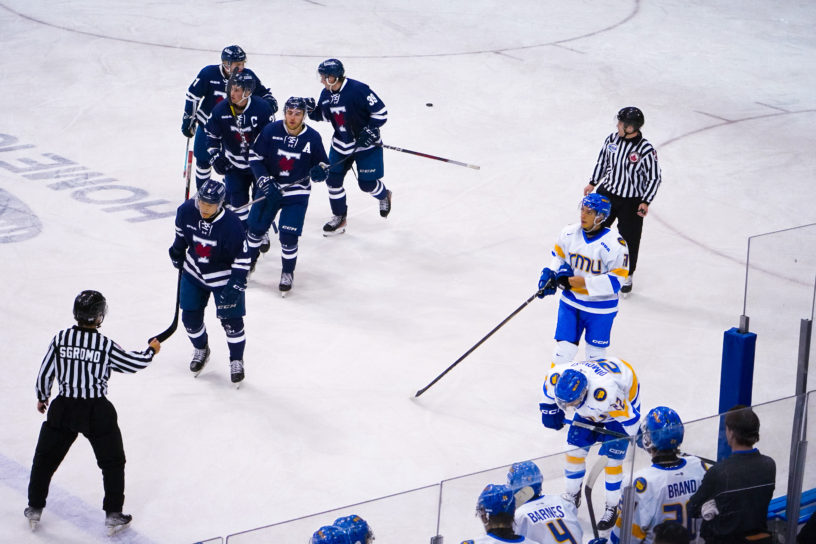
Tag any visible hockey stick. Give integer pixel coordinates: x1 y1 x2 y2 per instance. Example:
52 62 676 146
414 281 554 398
380 143 480 170
584 457 607 539
148 142 193 343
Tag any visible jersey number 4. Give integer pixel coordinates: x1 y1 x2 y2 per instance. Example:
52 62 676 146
547 519 577 544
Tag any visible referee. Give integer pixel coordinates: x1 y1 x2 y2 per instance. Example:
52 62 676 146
24 290 160 535
583 107 662 294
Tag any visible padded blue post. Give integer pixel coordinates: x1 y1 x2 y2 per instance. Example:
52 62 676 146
717 327 757 461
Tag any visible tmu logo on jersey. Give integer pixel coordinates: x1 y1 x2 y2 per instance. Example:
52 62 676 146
192 234 217 263
330 106 347 132
276 149 301 177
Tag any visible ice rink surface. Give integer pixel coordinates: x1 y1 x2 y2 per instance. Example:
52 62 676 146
1 0 815 542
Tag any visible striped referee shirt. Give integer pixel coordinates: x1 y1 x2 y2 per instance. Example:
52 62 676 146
35 326 155 402
589 132 662 203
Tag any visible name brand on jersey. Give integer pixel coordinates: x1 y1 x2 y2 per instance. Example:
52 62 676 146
667 479 698 498
59 346 101 362
525 505 565 523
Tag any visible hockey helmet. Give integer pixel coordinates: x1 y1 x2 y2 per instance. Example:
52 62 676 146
507 461 543 498
73 290 107 326
227 71 256 104
476 484 515 517
196 179 226 216
581 193 611 222
554 368 588 409
617 106 644 131
284 96 307 113
637 406 684 452
333 515 374 544
318 58 345 80
221 45 247 64
310 525 351 544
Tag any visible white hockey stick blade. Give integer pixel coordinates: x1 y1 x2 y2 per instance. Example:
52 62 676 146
514 486 534 506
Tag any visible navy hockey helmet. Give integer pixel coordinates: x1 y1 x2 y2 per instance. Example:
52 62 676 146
196 179 226 215
73 290 107 326
554 368 588 408
581 193 612 222
310 525 351 544
476 484 515 517
617 106 644 130
221 45 247 64
333 515 374 544
637 406 684 452
227 71 256 102
318 58 345 80
507 461 543 498
284 96 307 113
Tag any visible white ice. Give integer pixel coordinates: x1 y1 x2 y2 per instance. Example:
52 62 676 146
1 1 815 542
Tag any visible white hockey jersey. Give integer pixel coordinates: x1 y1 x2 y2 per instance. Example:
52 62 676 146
460 534 541 544
549 223 629 315
610 456 708 544
513 494 582 544
543 358 641 430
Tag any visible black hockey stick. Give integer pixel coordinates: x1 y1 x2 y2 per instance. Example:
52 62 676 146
414 281 554 398
148 143 193 343
380 143 480 170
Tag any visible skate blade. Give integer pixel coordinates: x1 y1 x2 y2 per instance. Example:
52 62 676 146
322 227 346 237
233 381 242 390
29 520 39 532
107 522 130 536
280 290 290 298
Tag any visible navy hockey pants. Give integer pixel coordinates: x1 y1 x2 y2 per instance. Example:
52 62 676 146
28 396 126 513
326 146 387 216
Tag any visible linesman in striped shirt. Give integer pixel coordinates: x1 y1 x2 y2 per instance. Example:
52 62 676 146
24 290 160 534
584 107 662 294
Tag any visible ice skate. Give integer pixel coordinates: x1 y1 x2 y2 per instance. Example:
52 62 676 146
24 507 42 531
230 359 244 388
561 490 581 508
322 214 347 236
279 272 293 297
190 346 210 376
105 512 132 536
379 189 392 218
259 232 271 254
620 274 633 296
596 503 619 530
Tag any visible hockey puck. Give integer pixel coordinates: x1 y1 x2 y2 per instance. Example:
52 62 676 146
426 102 433 107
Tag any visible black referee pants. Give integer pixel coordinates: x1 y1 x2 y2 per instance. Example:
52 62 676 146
28 396 126 513
597 188 644 275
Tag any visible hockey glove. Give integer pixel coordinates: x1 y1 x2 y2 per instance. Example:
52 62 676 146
539 402 565 430
355 126 379 148
537 268 557 298
256 176 282 200
216 278 245 310
304 97 316 114
181 114 195 138
264 95 279 114
168 246 185 270
309 163 329 183
556 263 574 290
209 153 232 176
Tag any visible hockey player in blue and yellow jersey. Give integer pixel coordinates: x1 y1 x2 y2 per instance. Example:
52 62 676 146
168 180 251 387
181 45 278 189
206 71 275 224
248 97 329 295
461 484 541 544
306 58 391 235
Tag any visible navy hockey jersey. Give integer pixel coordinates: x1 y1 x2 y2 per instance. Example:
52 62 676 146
308 78 387 155
184 65 274 126
171 199 250 290
249 120 329 199
205 97 275 170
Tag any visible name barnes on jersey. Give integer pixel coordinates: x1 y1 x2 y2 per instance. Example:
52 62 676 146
523 504 567 523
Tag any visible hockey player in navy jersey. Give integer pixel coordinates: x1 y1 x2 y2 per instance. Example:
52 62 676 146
248 97 329 294
537 193 629 366
206 71 276 225
181 45 278 189
168 180 252 386
306 58 391 235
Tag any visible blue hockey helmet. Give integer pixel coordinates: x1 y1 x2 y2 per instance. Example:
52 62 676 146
638 406 684 452
310 525 351 544
73 290 107 326
227 71 256 103
476 484 515 517
507 461 543 498
284 96 307 113
221 45 247 64
333 515 374 544
617 106 644 130
581 193 611 222
318 58 345 80
554 368 588 409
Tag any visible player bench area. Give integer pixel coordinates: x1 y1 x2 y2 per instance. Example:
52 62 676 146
767 487 816 526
